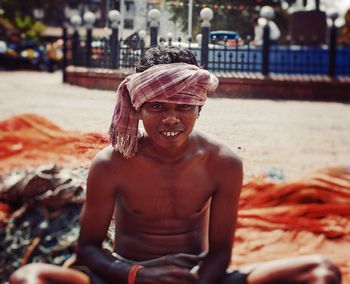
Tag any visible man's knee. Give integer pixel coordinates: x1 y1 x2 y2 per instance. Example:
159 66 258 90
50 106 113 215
308 254 341 284
9 264 43 284
246 254 342 284
9 263 90 284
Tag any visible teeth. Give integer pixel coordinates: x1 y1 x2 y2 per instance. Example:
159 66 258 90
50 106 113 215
162 131 180 137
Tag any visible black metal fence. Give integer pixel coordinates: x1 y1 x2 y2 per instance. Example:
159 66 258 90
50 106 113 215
64 23 350 78
65 36 146 70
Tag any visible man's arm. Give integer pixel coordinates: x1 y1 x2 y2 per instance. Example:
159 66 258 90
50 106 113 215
198 150 243 284
76 148 131 283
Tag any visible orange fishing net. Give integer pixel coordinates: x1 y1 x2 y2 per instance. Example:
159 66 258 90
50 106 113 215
0 114 349 282
0 114 108 171
234 168 350 282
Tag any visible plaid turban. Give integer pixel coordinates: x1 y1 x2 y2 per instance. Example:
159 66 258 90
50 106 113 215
109 62 219 158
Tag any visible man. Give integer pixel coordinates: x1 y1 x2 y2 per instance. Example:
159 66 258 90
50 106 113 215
252 6 281 46
10 46 341 284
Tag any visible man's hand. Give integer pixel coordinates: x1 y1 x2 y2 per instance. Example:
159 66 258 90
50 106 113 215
165 253 206 269
136 265 198 284
138 253 206 269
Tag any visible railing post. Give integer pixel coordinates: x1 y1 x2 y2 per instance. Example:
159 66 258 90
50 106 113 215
84 11 96 68
260 6 276 76
328 12 338 78
72 30 80 66
150 26 158 47
70 14 82 67
86 29 92 68
62 24 68 82
262 22 270 76
148 9 160 47
138 30 147 58
315 0 320 10
140 38 145 57
167 32 173 46
111 28 119 69
103 29 110 68
200 8 213 70
188 36 192 49
108 10 120 69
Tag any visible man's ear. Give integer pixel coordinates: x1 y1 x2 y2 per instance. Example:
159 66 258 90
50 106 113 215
197 106 202 118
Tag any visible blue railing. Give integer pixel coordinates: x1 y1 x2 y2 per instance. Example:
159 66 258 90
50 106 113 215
65 31 350 77
169 41 350 76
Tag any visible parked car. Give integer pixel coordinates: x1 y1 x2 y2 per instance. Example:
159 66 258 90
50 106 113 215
209 30 244 46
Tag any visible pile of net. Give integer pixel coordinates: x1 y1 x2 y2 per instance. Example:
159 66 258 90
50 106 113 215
0 165 85 281
0 113 108 171
234 167 350 284
0 114 349 283
0 164 115 282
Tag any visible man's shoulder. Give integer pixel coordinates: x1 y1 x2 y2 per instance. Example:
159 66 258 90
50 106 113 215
194 132 243 189
90 145 125 171
194 131 242 168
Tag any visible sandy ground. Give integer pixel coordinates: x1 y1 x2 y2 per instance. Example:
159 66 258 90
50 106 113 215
0 71 350 180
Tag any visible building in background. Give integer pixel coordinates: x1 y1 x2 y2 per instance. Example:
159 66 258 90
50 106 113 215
112 0 186 40
82 0 185 39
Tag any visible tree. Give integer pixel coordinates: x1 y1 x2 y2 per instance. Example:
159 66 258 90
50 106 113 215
1 0 64 23
0 0 62 42
165 0 296 41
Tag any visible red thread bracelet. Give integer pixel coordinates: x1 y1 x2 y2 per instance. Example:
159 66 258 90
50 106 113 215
128 264 143 284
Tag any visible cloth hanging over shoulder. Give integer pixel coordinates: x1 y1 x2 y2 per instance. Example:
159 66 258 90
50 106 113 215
108 63 219 158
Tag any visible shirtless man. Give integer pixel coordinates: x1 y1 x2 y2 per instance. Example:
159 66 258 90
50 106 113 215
10 46 341 284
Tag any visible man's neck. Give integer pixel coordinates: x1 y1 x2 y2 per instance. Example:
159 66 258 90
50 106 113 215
138 135 193 164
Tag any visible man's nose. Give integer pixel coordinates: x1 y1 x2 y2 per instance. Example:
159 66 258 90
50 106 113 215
162 112 180 124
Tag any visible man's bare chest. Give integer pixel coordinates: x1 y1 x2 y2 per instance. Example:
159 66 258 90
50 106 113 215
116 162 215 220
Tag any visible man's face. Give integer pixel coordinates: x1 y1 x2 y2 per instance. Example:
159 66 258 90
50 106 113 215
140 101 199 148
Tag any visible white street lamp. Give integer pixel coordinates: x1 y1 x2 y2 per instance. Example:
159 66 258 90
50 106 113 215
200 7 213 28
33 8 44 20
148 9 160 46
138 30 147 40
260 6 275 20
148 9 161 27
83 11 96 29
70 14 82 29
108 10 120 29
108 9 121 69
167 32 173 41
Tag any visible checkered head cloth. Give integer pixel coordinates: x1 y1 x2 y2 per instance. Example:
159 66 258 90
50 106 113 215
109 62 219 158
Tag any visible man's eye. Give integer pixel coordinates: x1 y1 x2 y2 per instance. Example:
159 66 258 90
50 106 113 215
178 104 192 110
151 103 163 110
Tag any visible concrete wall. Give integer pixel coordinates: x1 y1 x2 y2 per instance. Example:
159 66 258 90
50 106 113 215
65 67 350 102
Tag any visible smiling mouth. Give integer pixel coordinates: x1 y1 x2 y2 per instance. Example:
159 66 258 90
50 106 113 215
160 131 182 137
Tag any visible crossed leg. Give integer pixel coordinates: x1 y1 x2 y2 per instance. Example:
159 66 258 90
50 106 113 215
9 254 342 284
241 254 342 284
9 263 90 284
